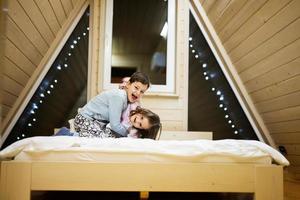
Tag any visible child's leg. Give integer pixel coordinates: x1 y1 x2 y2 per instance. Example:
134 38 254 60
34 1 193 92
54 127 74 136
74 114 116 138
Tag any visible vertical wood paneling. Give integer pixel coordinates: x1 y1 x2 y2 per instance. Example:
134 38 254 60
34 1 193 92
34 0 61 34
88 0 102 97
49 0 67 27
18 0 55 46
6 17 43 66
7 0 48 54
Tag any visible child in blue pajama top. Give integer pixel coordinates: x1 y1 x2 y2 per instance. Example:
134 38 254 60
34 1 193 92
74 72 150 138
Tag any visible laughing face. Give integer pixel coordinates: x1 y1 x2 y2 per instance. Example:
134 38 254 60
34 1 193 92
130 113 150 130
125 81 148 103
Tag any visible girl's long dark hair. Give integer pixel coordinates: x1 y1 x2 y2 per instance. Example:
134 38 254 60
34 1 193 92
129 107 161 140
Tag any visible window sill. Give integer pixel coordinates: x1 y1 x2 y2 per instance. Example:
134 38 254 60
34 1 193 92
144 92 179 98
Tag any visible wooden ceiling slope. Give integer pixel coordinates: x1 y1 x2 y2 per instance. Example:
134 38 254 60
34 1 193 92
1 0 84 135
192 0 300 179
0 0 6 125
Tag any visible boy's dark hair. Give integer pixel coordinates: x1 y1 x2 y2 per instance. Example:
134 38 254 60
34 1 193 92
129 72 150 89
130 107 162 140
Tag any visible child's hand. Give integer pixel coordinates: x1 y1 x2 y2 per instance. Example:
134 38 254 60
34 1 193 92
119 77 130 89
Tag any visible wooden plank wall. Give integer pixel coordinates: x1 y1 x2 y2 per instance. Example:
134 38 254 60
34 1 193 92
1 0 79 132
197 0 300 196
0 0 6 124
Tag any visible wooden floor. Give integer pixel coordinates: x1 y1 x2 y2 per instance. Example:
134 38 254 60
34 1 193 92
32 191 253 200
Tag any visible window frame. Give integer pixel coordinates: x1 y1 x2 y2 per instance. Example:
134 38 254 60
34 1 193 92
102 0 176 93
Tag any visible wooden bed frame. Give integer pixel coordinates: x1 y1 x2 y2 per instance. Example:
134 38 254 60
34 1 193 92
0 132 283 200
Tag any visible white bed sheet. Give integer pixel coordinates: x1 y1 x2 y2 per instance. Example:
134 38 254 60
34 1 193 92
0 136 289 166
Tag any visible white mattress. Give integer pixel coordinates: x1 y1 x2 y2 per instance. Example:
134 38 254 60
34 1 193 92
0 136 289 166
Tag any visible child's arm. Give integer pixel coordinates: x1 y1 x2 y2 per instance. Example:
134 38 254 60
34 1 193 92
108 96 128 137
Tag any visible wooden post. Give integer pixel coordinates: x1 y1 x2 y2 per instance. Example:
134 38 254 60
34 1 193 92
0 162 31 200
254 165 283 200
140 191 149 200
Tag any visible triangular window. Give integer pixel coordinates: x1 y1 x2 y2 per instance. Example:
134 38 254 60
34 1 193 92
188 12 258 140
1 7 90 149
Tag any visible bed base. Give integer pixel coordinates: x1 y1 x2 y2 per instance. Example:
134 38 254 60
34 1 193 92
0 161 283 200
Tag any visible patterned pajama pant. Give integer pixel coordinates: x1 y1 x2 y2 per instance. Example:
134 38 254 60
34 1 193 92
74 114 116 138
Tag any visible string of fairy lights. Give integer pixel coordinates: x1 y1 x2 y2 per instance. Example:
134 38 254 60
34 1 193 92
189 36 240 136
15 24 90 141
